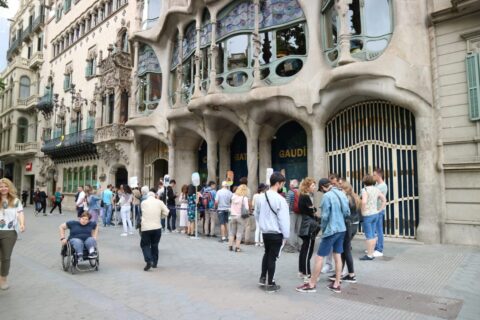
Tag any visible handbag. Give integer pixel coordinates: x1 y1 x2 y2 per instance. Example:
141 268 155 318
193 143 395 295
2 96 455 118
240 196 250 219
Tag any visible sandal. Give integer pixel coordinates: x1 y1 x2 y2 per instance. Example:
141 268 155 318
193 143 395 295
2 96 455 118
235 247 242 252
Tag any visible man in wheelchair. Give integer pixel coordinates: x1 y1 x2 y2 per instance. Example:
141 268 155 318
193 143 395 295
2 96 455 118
59 212 98 262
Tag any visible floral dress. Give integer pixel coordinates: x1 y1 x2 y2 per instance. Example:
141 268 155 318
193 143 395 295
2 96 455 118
187 194 197 222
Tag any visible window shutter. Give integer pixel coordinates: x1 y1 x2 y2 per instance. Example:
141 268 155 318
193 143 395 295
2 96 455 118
466 53 480 121
63 77 68 90
85 64 90 77
92 60 96 75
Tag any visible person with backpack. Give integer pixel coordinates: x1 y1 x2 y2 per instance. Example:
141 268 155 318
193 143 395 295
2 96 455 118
285 179 301 252
201 181 217 237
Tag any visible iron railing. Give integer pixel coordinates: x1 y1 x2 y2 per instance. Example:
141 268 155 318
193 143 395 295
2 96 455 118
42 128 95 153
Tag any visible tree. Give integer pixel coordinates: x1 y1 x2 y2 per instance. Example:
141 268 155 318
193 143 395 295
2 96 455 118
0 1 8 9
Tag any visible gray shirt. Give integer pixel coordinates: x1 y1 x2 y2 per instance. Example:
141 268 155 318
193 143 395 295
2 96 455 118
254 190 290 239
376 182 388 210
215 188 233 211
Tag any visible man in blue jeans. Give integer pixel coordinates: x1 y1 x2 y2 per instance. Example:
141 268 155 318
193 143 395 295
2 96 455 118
296 178 350 294
373 168 388 257
102 184 114 227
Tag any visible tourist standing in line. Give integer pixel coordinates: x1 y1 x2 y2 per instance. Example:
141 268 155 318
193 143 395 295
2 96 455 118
255 172 290 293
140 191 169 271
286 179 301 252
75 186 86 218
49 187 63 215
166 179 178 232
157 181 166 230
238 177 253 244
373 167 388 257
215 181 233 242
297 177 319 282
85 185 101 223
328 181 360 283
186 184 198 237
102 184 114 227
296 178 350 293
119 185 134 236
201 181 217 237
359 175 387 261
228 184 249 252
178 184 189 234
0 178 25 290
252 183 267 246
132 186 142 228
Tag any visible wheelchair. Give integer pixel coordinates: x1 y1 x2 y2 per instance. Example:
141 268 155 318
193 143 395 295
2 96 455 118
61 240 99 274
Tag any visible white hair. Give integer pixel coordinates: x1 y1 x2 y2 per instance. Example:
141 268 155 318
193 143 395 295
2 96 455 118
141 186 149 195
147 191 156 198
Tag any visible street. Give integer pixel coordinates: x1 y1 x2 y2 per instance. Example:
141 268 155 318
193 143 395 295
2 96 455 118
1 206 479 320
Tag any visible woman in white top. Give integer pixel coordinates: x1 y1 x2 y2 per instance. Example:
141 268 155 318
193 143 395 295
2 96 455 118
228 184 249 252
360 175 386 260
0 178 25 290
178 184 189 234
119 185 134 236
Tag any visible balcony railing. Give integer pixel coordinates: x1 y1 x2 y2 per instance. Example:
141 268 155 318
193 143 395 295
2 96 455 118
36 92 54 119
94 124 134 143
29 51 44 69
42 128 96 159
15 142 39 152
32 14 45 32
6 38 20 60
21 25 33 42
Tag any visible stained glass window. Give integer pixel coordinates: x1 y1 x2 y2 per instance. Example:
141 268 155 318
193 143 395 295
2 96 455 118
200 10 212 48
171 34 180 69
183 22 197 59
217 1 255 40
260 0 305 30
138 44 161 76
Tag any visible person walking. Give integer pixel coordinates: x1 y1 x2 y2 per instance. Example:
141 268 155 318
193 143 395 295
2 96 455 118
296 178 350 293
85 185 101 223
75 186 86 218
33 188 41 215
140 191 169 271
0 178 26 290
228 184 249 252
373 167 388 257
50 187 64 215
21 190 28 207
119 185 134 236
252 183 267 246
102 184 114 227
132 186 142 229
178 184 189 234
38 188 48 216
254 172 290 293
215 181 233 242
359 175 387 261
297 178 319 282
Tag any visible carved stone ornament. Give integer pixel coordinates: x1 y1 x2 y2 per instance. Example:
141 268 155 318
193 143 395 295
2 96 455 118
96 142 130 166
97 48 133 94
38 157 55 186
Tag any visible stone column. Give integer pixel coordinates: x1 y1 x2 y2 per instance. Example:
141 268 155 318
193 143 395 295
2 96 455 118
192 17 202 99
205 131 218 183
252 0 262 88
168 143 176 179
246 131 259 193
208 12 219 94
336 0 355 65
218 142 230 183
258 137 272 185
113 87 121 123
131 138 143 183
415 115 441 244
311 123 326 204
130 41 140 118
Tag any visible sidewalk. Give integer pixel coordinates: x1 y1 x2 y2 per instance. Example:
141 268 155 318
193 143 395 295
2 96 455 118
1 207 479 320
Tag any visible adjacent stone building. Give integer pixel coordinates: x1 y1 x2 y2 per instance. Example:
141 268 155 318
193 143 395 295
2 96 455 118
1 0 478 245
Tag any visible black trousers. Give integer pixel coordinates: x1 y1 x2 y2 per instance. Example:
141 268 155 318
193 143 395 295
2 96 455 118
40 200 47 213
167 205 177 231
299 235 316 276
140 229 162 266
50 202 62 214
261 233 283 285
341 223 358 274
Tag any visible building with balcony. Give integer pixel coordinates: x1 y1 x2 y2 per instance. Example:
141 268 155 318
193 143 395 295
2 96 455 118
0 0 46 198
123 0 480 246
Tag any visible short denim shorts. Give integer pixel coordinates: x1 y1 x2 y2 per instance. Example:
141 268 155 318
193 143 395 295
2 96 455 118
317 231 346 256
217 210 229 225
362 214 378 240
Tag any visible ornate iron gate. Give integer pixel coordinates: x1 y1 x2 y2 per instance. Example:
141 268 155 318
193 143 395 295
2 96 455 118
326 100 419 238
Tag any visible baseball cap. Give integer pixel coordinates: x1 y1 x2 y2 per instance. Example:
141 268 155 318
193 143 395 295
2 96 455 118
317 178 331 191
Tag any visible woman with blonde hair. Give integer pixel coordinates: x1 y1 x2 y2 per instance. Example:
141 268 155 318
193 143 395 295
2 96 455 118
228 184 249 252
0 178 25 290
297 177 318 281
329 181 361 283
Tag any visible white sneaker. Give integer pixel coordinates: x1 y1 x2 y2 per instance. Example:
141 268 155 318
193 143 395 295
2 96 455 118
120 233 128 236
373 250 384 257
321 265 334 274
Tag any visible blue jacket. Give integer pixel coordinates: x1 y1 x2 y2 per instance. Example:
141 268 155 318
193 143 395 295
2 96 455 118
319 188 350 238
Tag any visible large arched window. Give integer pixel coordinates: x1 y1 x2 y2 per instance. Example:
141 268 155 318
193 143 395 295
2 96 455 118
322 0 393 65
92 165 98 188
170 32 180 105
19 76 31 99
63 168 68 193
200 9 212 91
142 0 162 30
182 22 197 103
67 168 73 192
79 167 85 188
17 117 28 143
137 44 162 113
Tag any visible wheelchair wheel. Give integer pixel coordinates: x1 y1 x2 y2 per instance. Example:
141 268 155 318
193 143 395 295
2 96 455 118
61 242 72 272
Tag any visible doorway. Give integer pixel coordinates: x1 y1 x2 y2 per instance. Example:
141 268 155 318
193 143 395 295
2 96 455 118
115 167 128 187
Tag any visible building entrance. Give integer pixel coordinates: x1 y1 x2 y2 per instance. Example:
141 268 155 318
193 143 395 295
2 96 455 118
230 131 247 186
115 167 128 187
326 100 419 238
